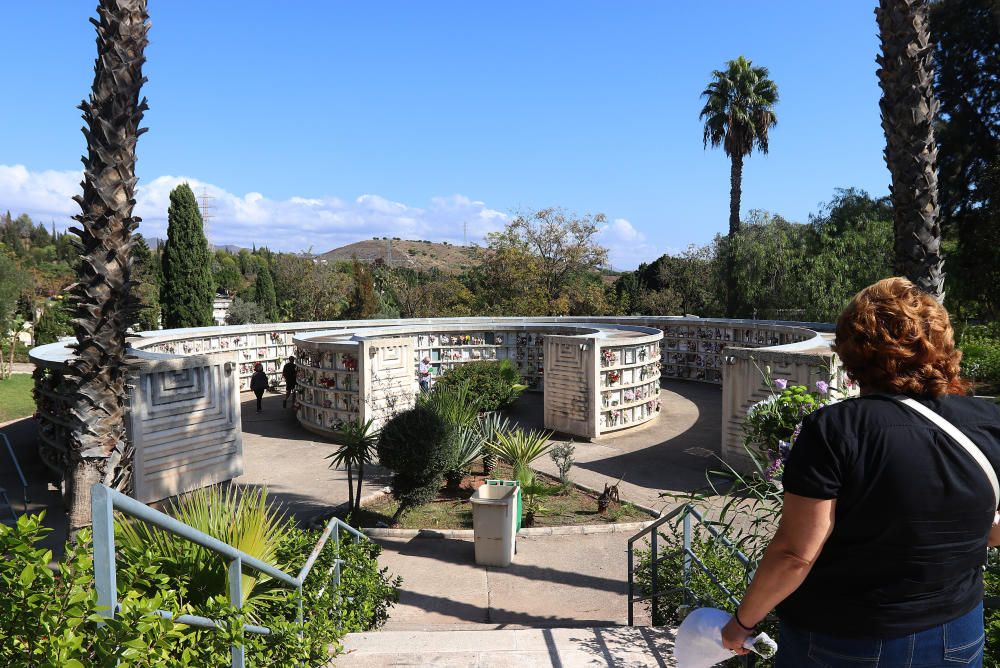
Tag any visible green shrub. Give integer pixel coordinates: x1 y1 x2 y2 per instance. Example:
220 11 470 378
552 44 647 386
634 525 768 667
0 507 400 667
958 326 1000 393
377 405 458 523
435 360 524 412
985 549 1000 666
419 380 480 429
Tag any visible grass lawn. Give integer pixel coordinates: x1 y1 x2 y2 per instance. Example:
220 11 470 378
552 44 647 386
0 374 35 423
344 462 652 530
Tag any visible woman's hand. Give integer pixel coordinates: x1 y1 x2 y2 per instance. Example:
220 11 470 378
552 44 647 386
721 616 752 655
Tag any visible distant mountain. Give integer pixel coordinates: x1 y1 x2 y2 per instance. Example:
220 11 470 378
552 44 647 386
141 236 245 254
319 238 480 272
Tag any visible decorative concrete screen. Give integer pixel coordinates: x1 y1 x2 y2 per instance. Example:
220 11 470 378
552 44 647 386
543 335 596 438
30 316 835 502
127 351 243 503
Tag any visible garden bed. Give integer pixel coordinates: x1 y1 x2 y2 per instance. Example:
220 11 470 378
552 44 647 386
343 463 651 530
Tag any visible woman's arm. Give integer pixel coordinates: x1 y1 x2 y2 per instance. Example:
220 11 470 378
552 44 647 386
721 493 836 652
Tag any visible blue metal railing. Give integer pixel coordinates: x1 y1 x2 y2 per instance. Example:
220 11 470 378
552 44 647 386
90 483 366 668
1 431 29 523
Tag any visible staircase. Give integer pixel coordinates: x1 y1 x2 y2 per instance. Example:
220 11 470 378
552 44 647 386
337 626 677 667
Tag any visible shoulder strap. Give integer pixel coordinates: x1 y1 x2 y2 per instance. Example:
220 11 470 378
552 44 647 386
893 396 1000 511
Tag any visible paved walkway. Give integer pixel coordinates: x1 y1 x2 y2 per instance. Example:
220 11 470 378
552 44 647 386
339 627 677 667
235 392 391 524
510 380 722 512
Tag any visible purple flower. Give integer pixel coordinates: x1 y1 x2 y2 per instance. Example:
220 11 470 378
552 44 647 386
774 378 788 390
765 457 784 481
815 380 830 395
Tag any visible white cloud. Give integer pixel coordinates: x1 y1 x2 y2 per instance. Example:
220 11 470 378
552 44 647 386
597 217 662 271
0 163 666 270
0 164 509 254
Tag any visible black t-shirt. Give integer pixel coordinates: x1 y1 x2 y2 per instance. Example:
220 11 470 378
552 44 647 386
776 394 1000 638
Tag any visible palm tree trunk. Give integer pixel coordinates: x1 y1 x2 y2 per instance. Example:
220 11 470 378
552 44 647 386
64 0 149 533
346 466 354 512
725 154 744 317
877 0 945 301
729 153 743 238
355 461 365 511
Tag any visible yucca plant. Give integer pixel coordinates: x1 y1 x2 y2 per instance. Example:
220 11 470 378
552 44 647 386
115 485 292 620
477 412 513 475
63 0 149 532
491 427 554 481
326 418 378 512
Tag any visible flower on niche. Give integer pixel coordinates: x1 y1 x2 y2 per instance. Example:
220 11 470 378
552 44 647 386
774 378 788 390
815 380 830 395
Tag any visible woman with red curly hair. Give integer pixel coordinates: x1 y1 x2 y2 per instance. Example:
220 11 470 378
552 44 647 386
722 277 1000 666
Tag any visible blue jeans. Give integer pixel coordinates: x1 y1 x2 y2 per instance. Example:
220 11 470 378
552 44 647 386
775 603 984 667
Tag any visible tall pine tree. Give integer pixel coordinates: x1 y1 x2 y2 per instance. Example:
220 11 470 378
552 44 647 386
160 183 213 328
254 266 278 322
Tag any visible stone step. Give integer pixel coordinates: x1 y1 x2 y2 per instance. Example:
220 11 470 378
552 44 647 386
337 626 677 667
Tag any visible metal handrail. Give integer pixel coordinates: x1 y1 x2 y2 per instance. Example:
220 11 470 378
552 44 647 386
91 483 365 668
1 432 30 521
627 503 759 666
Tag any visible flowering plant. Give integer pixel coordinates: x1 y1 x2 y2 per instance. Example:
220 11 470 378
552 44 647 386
743 365 850 482
607 370 620 385
601 349 616 366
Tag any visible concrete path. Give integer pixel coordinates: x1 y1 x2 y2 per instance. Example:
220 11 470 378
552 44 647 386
512 380 723 513
339 627 677 667
373 532 647 631
235 392 391 524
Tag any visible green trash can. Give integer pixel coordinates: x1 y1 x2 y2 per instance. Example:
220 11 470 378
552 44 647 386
486 479 521 531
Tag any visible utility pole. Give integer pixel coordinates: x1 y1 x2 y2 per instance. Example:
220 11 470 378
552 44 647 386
198 188 215 245
463 221 468 246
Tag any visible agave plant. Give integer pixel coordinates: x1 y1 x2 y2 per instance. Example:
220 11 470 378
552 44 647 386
476 412 513 475
63 0 149 531
445 426 484 489
491 427 554 481
326 418 378 512
115 485 292 619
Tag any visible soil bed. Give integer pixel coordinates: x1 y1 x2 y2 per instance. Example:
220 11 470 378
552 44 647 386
343 462 651 530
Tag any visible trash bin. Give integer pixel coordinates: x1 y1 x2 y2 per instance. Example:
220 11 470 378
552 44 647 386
471 483 518 566
486 479 522 532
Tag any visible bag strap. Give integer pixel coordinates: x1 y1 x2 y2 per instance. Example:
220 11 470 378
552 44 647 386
892 395 1000 511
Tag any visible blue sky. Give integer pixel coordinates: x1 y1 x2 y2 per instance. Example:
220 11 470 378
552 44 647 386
0 1 889 269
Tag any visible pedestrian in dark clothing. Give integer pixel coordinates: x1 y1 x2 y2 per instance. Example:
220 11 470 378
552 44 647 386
250 362 268 414
282 356 297 408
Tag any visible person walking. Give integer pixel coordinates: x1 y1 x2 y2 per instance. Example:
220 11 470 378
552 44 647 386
282 356 297 408
250 362 268 414
721 277 1000 667
418 355 432 392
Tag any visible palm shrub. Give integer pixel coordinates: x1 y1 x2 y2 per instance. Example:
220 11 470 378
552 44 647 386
490 427 553 481
376 405 459 524
115 485 292 619
435 360 524 412
326 418 378 512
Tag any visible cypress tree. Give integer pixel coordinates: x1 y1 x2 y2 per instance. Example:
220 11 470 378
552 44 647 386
160 183 213 328
254 266 278 322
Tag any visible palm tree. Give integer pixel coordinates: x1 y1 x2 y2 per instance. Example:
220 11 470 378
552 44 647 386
876 0 945 300
64 0 149 531
700 56 779 317
326 419 378 512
